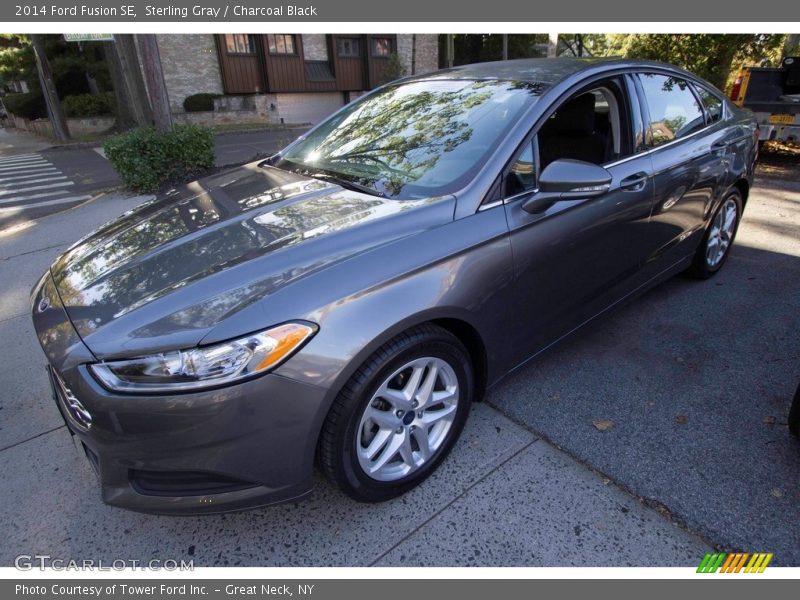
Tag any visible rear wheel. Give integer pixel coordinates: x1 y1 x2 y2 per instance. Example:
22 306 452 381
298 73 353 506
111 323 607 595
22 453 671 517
687 190 742 279
319 324 473 502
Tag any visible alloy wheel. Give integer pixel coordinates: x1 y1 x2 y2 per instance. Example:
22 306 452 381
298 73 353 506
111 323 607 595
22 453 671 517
706 197 738 267
356 357 459 482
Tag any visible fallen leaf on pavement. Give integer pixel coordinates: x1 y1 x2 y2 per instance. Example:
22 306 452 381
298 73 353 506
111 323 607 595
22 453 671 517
593 419 615 432
675 415 688 424
770 488 784 499
763 415 776 424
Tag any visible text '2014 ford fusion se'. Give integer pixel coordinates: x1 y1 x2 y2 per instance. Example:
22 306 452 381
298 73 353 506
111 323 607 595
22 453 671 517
32 58 758 514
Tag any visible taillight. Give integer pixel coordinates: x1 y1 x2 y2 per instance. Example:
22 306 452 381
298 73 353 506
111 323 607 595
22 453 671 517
730 76 743 102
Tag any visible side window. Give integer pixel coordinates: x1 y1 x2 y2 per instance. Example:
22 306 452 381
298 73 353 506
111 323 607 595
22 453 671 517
638 74 706 146
694 84 724 124
505 141 535 197
537 79 630 170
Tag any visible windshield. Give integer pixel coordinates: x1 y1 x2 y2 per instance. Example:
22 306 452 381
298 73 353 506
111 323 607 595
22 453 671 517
276 79 544 199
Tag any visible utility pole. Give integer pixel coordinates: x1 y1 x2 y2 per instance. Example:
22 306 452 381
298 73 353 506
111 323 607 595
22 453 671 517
502 34 508 61
547 33 559 58
446 34 454 68
113 35 153 128
137 34 173 133
30 34 70 142
411 33 417 75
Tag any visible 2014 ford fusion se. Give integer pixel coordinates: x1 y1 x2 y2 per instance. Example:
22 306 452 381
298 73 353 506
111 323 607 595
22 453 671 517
32 58 758 514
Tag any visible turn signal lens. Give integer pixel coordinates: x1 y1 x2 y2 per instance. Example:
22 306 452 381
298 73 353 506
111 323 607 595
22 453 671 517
89 322 317 393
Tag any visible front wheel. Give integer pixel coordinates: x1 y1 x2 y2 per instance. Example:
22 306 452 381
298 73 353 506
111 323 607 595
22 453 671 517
687 190 743 279
319 324 473 502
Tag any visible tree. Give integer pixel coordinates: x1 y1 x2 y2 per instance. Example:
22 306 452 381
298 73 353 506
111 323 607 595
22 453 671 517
31 34 70 141
137 34 173 133
599 34 787 90
106 36 152 130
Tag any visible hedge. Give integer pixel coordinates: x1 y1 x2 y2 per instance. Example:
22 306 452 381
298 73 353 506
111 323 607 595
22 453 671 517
62 92 116 118
183 93 223 112
103 124 215 193
3 92 47 120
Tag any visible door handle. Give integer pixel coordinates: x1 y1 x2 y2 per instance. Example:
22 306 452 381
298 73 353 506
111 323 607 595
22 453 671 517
711 140 728 151
620 172 648 191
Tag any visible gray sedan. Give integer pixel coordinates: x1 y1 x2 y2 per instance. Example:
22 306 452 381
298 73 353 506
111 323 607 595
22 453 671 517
31 58 758 513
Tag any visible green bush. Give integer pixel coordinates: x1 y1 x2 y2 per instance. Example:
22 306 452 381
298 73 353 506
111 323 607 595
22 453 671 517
103 124 215 193
183 93 222 112
3 92 47 120
62 92 115 118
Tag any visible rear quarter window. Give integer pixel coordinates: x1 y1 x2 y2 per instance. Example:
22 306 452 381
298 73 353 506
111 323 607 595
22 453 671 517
693 84 724 124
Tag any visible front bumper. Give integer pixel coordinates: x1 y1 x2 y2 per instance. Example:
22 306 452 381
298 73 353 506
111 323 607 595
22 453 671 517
33 274 328 515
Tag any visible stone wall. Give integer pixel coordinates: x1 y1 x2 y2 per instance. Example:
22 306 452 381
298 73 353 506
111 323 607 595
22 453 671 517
156 34 224 113
9 114 115 139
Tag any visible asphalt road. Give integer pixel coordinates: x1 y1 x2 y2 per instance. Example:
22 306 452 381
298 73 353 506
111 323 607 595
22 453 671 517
0 169 797 567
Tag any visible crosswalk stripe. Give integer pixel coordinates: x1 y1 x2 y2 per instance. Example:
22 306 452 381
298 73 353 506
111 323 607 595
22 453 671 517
0 155 48 164
0 189 70 205
0 180 74 197
0 156 44 165
0 165 55 176
0 162 52 173
0 170 61 183
0 194 92 212
0 152 41 162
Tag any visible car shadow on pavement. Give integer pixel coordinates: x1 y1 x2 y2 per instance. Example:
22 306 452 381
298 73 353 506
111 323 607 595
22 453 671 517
487 242 800 565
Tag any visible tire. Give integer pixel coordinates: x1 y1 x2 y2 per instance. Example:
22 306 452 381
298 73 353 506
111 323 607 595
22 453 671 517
319 324 473 502
687 189 743 279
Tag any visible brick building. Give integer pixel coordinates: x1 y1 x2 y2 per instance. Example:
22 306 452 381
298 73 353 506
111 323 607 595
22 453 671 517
155 34 440 125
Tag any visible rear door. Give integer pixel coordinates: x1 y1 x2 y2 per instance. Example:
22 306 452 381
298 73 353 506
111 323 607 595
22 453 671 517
634 72 730 272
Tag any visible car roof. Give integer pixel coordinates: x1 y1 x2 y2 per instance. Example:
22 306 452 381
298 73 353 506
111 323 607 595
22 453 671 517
407 57 683 86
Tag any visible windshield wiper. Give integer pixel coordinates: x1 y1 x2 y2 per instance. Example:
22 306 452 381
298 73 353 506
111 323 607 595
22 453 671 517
310 172 385 197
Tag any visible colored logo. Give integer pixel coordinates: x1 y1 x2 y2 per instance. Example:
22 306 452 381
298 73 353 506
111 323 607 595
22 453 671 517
697 552 773 573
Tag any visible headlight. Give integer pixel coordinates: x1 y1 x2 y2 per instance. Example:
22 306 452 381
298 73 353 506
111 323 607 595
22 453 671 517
89 322 317 393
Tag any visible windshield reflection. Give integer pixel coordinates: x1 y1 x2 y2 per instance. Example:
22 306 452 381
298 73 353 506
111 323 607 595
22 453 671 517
278 79 545 199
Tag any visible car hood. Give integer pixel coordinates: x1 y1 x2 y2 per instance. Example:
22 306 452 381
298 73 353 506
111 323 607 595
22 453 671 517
50 162 454 359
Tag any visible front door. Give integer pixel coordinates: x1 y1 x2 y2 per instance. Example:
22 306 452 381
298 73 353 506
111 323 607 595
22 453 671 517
501 79 657 366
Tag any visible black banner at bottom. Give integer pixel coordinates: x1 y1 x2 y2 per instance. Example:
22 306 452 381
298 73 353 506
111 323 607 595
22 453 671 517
3 579 794 600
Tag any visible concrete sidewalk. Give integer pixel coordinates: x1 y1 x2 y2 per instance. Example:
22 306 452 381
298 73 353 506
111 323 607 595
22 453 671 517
0 126 52 157
0 191 711 567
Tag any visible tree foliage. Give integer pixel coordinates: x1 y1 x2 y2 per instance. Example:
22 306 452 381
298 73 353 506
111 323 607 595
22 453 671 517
446 34 790 92
0 34 110 96
599 34 787 90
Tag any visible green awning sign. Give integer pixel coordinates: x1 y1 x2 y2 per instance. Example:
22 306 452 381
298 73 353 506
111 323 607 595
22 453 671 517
64 34 115 42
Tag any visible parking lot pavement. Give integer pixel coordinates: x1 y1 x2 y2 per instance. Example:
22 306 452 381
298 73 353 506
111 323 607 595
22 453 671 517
489 175 800 564
0 189 714 567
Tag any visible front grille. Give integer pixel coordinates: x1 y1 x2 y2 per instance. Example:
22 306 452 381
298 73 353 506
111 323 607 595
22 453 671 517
129 470 257 497
51 368 92 429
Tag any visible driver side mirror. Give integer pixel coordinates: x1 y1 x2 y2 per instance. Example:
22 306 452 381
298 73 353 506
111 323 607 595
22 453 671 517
522 159 612 214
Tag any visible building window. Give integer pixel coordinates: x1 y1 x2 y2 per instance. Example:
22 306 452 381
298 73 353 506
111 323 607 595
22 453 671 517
267 34 296 55
224 34 254 55
337 37 361 58
371 37 392 57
